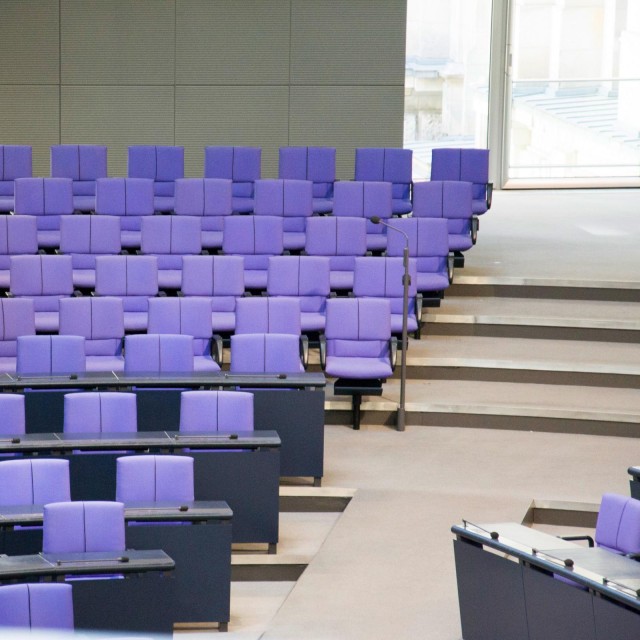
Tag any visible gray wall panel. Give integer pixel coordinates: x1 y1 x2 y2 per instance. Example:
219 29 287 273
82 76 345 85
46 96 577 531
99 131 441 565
289 86 405 179
61 0 175 85
0 86 60 176
176 0 290 85
61 86 175 176
176 86 289 178
0 0 60 84
291 0 406 85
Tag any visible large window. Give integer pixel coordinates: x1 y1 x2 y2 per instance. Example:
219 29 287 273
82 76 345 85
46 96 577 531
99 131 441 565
506 0 640 184
404 0 493 181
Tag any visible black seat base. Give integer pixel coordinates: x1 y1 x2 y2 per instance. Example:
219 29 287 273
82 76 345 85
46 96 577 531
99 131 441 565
333 378 384 430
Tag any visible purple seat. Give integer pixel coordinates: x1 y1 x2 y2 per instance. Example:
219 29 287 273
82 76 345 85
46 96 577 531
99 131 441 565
64 392 137 434
128 145 184 212
431 148 492 215
59 297 125 372
0 145 32 213
353 257 422 337
222 215 284 290
0 214 38 289
304 216 367 291
267 256 330 333
0 583 74 631
354 148 412 215
204 146 261 213
412 181 474 265
0 394 26 435
230 333 304 373
16 335 86 376
323 297 395 429
180 255 244 334
116 455 194 502
147 297 221 372
124 334 194 374
333 180 392 252
0 458 71 505
385 217 451 296
179 390 254 432
174 178 233 249
14 177 74 249
594 494 640 556
254 179 314 251
59 214 122 289
140 215 202 290
0 298 36 374
51 144 108 212
9 254 74 332
95 177 155 248
43 500 125 554
94 255 159 332
279 146 336 214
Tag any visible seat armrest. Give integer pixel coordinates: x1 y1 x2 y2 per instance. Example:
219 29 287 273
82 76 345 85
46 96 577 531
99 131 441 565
415 293 424 339
390 336 398 371
471 216 478 245
299 335 309 370
560 535 594 547
211 334 224 365
447 253 455 284
486 182 493 209
319 335 326 370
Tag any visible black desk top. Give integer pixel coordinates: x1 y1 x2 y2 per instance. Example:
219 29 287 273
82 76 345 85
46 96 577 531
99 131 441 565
0 430 281 453
0 549 174 580
1 371 326 390
0 501 233 526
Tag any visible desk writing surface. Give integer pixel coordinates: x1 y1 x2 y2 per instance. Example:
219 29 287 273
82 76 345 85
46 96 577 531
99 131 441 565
545 547 640 581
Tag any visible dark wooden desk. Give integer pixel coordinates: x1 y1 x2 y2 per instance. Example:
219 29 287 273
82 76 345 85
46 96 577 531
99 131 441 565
0 431 280 549
452 521 640 640
0 501 232 631
3 370 326 483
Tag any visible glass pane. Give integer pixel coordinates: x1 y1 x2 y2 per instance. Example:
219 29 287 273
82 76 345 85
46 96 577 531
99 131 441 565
404 0 493 181
508 0 640 182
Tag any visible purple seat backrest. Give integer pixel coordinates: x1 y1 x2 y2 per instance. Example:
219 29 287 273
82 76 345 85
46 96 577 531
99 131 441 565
0 583 74 631
156 146 184 181
95 177 127 215
412 181 444 218
128 145 157 179
325 298 391 341
223 215 283 255
126 177 155 215
60 214 121 254
59 296 125 340
0 215 38 255
364 182 393 220
51 145 107 182
0 458 70 505
14 177 73 216
148 297 213 338
174 178 233 217
43 501 125 553
353 257 417 298
233 147 261 182
284 180 313 217
308 147 336 183
333 181 363 217
279 147 307 180
64 392 137 434
16 335 86 375
230 333 302 373
305 217 367 256
431 148 462 181
386 218 449 258
383 148 412 196
443 181 473 220
181 254 244 296
355 148 385 181
116 455 194 502
205 146 261 192
14 177 44 215
254 179 284 216
596 493 640 555
124 334 194 373
0 394 26 435
10 255 74 296
235 297 301 334
179 390 254 432
267 255 331 297
95 255 158 296
80 145 108 180
141 215 201 255
0 298 36 355
2 146 32 181
204 146 234 179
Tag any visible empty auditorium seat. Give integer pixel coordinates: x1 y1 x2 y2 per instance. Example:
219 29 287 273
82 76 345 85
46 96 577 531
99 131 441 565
0 394 26 435
116 455 194 502
222 215 284 290
128 145 184 212
16 335 86 376
230 333 304 373
354 147 413 215
278 146 336 214
0 214 38 289
64 392 137 434
0 145 32 213
174 177 233 250
0 298 36 374
51 144 108 211
253 178 314 251
0 583 74 631
59 297 125 372
14 177 74 249
267 255 331 334
204 146 261 213
0 458 71 505
305 216 367 291
179 390 254 432
332 180 393 252
124 334 194 374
